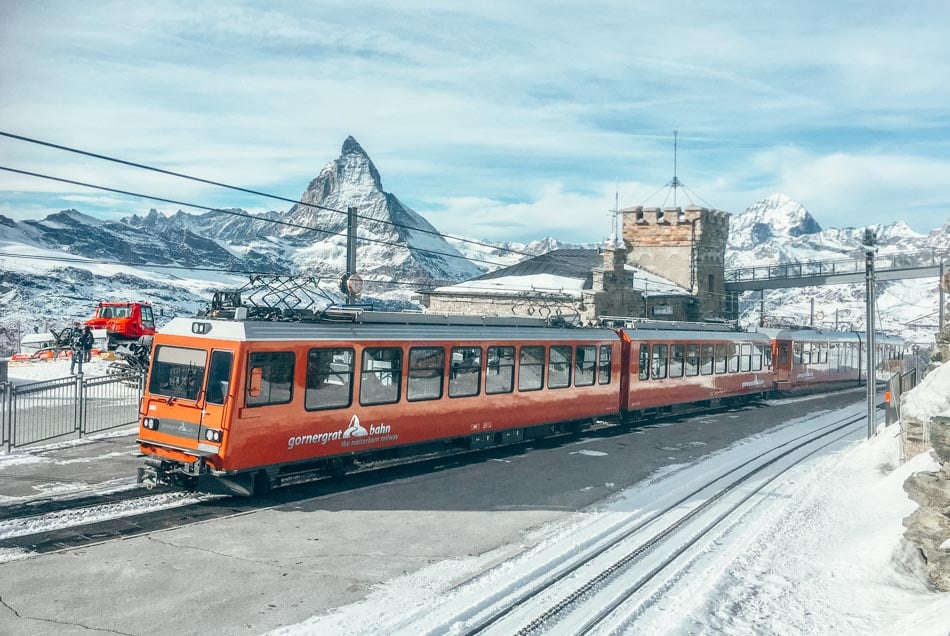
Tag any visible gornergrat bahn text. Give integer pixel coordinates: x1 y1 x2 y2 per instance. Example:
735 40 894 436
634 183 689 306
136 311 904 496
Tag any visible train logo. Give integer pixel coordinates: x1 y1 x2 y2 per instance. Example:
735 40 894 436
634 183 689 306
741 375 766 388
343 414 369 438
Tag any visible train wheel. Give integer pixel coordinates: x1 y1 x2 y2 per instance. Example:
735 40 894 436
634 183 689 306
172 474 198 491
327 458 353 478
251 471 272 497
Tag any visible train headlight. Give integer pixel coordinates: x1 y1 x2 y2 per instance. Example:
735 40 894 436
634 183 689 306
204 428 223 443
143 417 160 431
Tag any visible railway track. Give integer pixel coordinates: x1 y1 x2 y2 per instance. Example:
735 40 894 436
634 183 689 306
382 408 868 635
0 395 866 564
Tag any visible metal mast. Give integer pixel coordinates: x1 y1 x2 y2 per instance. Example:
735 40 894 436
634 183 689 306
671 129 682 207
864 227 877 438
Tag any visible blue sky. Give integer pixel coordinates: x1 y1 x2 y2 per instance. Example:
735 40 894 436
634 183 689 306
1 1 949 243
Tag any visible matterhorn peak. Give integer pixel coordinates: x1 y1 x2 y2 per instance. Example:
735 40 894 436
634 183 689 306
341 135 368 158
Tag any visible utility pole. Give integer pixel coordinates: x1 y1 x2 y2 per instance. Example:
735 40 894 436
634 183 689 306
345 206 358 305
940 261 946 333
759 290 765 327
864 227 877 438
810 298 815 327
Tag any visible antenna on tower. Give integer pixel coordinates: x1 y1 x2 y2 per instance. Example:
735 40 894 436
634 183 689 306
671 129 682 207
608 183 621 246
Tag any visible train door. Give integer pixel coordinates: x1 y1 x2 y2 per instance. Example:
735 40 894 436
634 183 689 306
774 339 792 383
197 349 234 448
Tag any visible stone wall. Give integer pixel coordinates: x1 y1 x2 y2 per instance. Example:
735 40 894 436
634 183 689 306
902 324 950 592
903 414 950 591
420 293 589 322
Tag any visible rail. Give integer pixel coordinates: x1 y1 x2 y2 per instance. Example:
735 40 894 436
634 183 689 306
0 371 145 451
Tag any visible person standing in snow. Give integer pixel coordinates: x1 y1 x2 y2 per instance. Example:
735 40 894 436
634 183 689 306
80 325 94 363
68 322 87 375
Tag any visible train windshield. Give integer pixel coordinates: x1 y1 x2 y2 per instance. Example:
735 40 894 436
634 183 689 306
149 345 208 401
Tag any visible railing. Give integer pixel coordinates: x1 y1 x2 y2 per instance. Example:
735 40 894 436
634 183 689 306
726 249 950 283
0 372 145 451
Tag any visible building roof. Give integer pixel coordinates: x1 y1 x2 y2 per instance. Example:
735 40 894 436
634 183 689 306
473 249 600 285
427 248 690 298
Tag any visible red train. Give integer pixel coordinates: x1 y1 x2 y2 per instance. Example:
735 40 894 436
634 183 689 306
136 311 903 495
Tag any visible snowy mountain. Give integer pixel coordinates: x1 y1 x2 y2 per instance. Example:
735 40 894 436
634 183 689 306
729 194 948 345
0 137 501 352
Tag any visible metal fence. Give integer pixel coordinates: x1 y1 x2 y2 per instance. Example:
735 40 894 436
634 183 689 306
0 372 145 451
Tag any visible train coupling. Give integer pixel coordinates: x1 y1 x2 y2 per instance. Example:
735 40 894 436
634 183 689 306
137 465 159 490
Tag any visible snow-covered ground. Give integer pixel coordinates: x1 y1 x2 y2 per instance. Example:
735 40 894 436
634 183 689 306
4 357 115 385
272 402 949 635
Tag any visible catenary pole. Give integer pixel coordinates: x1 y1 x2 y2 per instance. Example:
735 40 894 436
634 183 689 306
864 228 877 438
940 261 945 333
346 206 357 305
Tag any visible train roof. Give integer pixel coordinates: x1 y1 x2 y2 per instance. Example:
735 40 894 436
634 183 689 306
621 328 772 343
754 327 904 344
158 316 620 343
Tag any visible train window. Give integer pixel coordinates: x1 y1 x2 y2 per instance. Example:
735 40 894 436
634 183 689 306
740 343 752 372
449 347 482 398
575 345 596 386
821 344 829 364
714 344 728 374
728 345 740 373
700 344 714 375
652 344 668 380
686 344 700 376
205 350 233 405
486 346 515 394
150 345 208 402
779 343 788 365
669 345 684 378
598 345 611 385
548 345 572 389
246 351 295 407
751 344 763 371
306 348 354 411
519 346 545 391
360 348 402 406
794 342 803 365
639 345 650 380
407 347 445 401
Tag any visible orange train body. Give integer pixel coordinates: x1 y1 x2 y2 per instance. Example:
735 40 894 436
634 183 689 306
136 314 903 495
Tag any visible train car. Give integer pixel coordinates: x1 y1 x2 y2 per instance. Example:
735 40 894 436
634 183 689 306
137 312 622 495
761 327 905 392
621 325 774 416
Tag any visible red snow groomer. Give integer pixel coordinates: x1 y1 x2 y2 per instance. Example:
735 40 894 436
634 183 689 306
85 301 156 349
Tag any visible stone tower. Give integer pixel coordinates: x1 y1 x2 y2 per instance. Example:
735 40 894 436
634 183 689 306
621 205 730 318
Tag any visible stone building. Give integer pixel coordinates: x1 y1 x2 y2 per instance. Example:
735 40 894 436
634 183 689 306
416 245 697 323
622 205 730 319
416 204 732 323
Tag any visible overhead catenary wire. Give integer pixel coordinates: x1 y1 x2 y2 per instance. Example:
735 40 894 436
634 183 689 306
0 130 540 261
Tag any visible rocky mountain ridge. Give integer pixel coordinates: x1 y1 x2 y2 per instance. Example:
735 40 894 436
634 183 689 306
728 193 949 344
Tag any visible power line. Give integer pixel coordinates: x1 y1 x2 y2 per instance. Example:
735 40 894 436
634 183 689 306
0 130 539 260
0 165 514 269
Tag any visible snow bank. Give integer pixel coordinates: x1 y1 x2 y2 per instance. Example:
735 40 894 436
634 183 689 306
902 361 950 421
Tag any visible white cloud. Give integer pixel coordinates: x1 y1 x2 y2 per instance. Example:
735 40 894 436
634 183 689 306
1 1 949 239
